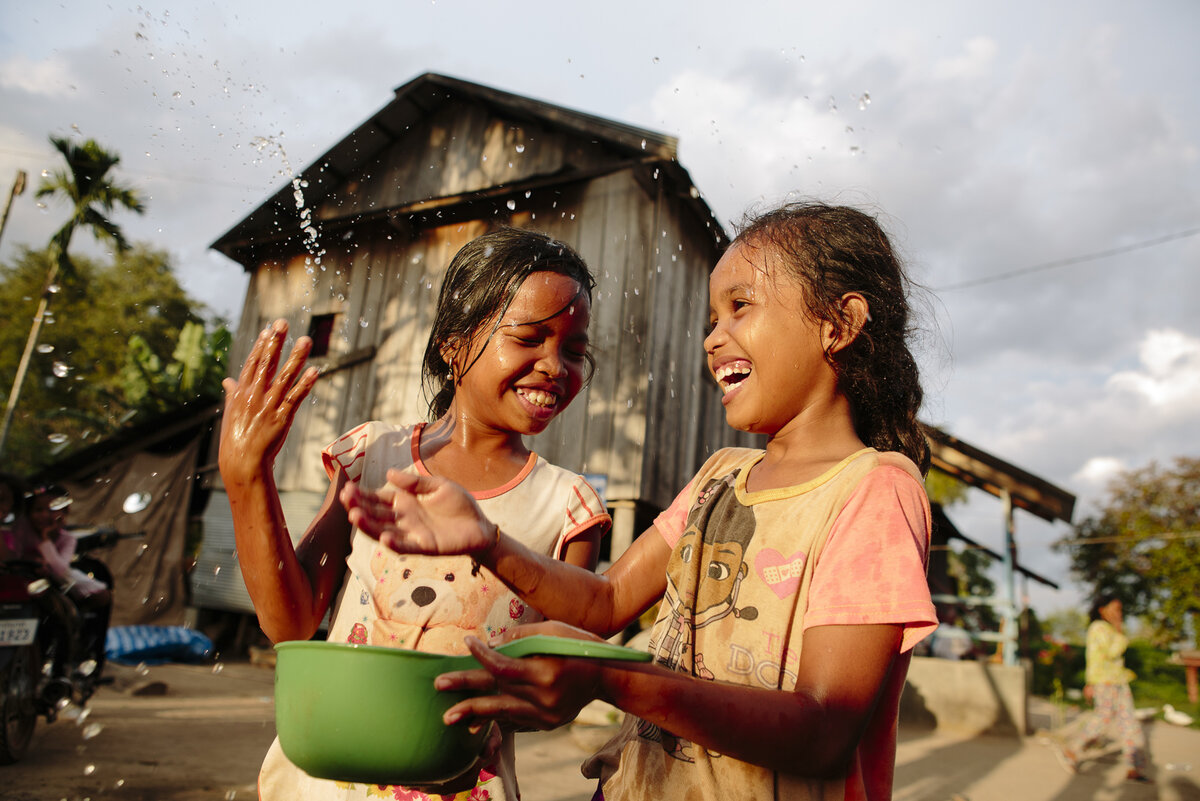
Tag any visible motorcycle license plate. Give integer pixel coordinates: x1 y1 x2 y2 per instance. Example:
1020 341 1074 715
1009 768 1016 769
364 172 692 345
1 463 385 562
0 618 38 646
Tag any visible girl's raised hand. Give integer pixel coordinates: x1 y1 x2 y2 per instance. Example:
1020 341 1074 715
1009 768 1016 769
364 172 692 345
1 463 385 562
219 320 319 477
339 469 498 557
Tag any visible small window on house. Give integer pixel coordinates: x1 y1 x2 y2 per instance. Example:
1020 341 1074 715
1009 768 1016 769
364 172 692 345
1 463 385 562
308 314 336 358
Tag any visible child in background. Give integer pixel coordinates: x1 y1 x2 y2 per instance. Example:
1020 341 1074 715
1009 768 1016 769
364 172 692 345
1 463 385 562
345 202 938 801
219 229 611 801
1053 596 1151 783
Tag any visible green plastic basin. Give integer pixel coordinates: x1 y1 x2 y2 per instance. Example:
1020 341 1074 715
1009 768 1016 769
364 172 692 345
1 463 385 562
273 635 650 785
274 641 482 785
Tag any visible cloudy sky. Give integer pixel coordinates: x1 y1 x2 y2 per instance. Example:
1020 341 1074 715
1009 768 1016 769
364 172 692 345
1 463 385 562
2 1 1197 616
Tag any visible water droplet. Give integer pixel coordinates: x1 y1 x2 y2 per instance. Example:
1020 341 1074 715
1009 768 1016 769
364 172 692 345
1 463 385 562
319 553 329 566
48 433 69 445
84 764 96 776
81 722 103 740
212 662 224 674
48 283 61 294
52 361 70 378
640 139 647 150
858 92 871 110
36 343 55 354
506 199 516 211
213 565 221 576
77 659 97 677
515 144 525 153
358 318 369 329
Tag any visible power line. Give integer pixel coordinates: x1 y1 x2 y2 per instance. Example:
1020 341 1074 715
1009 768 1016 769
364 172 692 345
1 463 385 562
1056 530 1200 547
935 226 1200 292
0 145 263 191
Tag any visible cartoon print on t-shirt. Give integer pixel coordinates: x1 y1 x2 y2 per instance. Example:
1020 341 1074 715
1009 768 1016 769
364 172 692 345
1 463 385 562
366 550 491 653
642 474 758 762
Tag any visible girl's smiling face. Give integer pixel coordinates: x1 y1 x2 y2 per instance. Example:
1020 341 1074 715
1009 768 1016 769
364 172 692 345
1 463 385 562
448 271 591 436
704 241 840 436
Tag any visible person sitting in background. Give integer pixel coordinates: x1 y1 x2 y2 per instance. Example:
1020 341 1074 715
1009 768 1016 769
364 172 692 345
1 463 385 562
27 485 113 676
0 471 36 561
27 485 110 604
929 604 977 660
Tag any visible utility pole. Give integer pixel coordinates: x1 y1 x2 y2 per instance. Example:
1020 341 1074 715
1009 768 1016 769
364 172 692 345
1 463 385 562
0 169 43 458
0 169 26 250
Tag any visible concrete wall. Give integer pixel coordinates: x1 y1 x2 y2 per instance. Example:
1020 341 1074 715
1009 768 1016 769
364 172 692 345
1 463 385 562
899 656 1030 737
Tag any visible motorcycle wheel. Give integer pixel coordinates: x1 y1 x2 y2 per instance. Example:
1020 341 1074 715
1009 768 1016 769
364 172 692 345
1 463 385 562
0 643 40 764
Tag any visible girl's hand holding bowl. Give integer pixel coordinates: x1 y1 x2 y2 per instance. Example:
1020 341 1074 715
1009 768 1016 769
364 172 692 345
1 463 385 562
436 622 613 732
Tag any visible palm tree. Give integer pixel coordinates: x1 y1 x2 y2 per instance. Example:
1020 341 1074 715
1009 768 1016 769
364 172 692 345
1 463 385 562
0 136 144 456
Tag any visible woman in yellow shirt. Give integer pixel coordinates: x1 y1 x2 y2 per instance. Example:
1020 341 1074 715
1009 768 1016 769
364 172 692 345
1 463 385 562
1056 596 1150 783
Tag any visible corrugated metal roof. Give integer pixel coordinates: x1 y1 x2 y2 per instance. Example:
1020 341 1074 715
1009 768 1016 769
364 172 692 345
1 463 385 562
210 72 720 261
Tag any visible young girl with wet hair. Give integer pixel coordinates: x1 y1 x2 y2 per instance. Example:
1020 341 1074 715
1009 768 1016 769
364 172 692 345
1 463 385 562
219 227 611 801
345 202 938 801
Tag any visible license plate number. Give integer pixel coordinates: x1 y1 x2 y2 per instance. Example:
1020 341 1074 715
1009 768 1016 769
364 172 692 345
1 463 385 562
0 618 38 646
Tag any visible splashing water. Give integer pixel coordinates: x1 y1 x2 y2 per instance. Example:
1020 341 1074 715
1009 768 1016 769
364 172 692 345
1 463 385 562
251 135 326 274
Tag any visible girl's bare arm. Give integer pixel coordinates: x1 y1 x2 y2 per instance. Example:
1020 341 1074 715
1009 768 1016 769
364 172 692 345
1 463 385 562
218 320 349 642
442 622 904 778
342 471 670 637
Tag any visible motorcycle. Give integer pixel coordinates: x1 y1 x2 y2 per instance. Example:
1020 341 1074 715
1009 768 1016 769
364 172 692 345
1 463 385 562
0 525 129 764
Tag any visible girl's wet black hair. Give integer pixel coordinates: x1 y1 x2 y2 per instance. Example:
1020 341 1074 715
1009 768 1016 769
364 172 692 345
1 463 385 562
422 227 596 420
732 202 931 473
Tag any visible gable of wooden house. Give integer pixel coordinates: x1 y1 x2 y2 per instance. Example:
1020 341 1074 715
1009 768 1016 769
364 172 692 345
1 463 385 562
194 73 754 613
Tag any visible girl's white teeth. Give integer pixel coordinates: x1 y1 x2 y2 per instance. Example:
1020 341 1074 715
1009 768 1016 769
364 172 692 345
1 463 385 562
715 363 751 389
517 388 558 408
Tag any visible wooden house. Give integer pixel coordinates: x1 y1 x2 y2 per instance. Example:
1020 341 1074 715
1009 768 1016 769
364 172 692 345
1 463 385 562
193 73 753 613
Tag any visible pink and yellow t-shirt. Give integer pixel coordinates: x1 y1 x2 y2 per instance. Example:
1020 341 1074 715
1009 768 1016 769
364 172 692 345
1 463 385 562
600 447 936 801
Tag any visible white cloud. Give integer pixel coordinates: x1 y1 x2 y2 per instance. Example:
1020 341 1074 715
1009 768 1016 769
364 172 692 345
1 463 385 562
0 54 77 97
1108 328 1200 408
1072 456 1127 495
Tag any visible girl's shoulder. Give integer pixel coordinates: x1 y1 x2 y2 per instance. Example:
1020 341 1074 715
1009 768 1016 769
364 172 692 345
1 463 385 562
696 446 765 477
872 449 924 483
521 455 608 509
322 421 419 485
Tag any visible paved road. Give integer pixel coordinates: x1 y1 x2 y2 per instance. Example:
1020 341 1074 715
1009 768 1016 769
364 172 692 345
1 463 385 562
3 660 1198 801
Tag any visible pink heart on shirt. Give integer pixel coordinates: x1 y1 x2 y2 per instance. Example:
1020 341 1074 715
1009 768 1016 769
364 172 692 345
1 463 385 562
755 548 807 599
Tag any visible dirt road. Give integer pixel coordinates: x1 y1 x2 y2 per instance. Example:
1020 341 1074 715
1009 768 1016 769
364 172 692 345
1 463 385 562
3 659 1198 801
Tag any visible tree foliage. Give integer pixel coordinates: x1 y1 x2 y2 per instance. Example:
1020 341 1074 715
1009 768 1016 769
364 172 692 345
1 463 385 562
121 320 231 414
36 135 144 277
0 244 223 475
1058 457 1200 646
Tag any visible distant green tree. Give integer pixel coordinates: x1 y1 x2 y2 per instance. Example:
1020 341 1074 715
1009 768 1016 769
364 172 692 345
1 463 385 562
926 468 970 507
0 136 144 456
0 244 217 475
37 136 144 278
1058 457 1200 647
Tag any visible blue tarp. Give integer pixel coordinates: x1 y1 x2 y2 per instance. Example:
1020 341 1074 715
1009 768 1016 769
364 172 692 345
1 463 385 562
105 625 214 665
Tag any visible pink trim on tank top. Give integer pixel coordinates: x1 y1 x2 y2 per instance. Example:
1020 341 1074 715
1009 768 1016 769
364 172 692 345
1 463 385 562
410 422 538 500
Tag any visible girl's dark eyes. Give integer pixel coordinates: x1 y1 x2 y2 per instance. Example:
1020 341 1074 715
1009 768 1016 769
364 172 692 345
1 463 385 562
512 332 588 361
